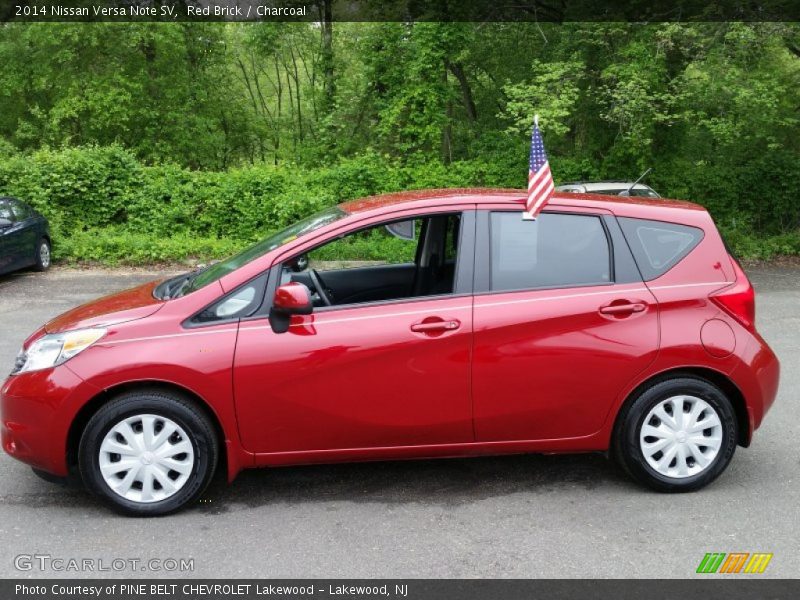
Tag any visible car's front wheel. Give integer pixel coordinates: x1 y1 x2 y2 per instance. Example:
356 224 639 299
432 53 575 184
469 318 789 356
79 389 218 516
34 238 51 271
614 376 738 492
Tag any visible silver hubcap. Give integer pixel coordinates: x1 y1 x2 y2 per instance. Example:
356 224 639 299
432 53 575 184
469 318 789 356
99 414 195 503
639 395 723 479
39 243 50 268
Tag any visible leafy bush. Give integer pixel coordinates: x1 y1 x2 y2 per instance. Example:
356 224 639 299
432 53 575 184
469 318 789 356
56 227 244 266
0 145 797 265
720 227 800 261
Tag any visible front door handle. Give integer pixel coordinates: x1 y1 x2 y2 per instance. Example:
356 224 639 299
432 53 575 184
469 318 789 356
599 302 646 315
410 319 461 333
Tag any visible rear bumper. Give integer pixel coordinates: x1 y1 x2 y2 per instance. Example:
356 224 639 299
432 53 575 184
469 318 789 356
730 331 780 442
1 366 98 476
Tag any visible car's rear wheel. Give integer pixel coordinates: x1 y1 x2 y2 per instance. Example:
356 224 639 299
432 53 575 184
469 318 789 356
614 376 738 492
34 238 51 271
78 389 218 516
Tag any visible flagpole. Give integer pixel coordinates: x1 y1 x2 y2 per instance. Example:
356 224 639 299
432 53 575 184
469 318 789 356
523 112 555 220
522 114 541 220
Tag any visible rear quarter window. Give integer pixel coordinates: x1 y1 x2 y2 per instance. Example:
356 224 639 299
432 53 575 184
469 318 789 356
618 217 704 280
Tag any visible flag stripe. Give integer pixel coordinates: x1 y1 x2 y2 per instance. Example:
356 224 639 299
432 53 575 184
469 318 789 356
529 169 552 200
528 182 554 214
528 163 550 190
528 176 553 208
528 164 549 188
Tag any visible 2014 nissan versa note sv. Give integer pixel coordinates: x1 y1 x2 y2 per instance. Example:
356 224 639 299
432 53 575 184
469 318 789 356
1 189 780 515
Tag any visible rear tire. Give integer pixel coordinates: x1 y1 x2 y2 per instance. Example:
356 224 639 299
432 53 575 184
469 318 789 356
34 238 51 271
613 376 737 492
79 389 218 516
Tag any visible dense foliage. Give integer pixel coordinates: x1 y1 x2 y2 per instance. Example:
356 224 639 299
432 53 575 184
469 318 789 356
0 20 798 264
0 146 518 263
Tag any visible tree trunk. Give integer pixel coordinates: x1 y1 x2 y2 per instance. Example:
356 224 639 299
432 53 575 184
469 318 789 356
289 47 303 141
274 57 282 165
447 60 477 121
320 0 335 111
442 63 453 164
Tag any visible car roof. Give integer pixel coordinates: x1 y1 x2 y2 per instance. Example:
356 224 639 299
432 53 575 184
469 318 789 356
337 188 703 215
338 188 516 213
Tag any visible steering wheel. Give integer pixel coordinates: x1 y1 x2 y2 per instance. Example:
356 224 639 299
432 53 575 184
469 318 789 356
308 269 333 306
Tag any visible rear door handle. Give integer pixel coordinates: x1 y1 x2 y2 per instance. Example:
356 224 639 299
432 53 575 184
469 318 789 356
410 319 461 333
599 302 646 315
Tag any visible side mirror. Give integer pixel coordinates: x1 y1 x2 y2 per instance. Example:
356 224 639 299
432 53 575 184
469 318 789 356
269 282 313 333
0 217 12 229
385 219 416 241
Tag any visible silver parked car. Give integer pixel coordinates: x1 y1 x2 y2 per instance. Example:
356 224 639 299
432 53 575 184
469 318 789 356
556 181 661 198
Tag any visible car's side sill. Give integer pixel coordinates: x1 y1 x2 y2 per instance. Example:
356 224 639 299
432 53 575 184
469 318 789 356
251 434 606 468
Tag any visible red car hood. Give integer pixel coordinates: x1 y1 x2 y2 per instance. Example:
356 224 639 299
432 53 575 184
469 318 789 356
44 280 165 334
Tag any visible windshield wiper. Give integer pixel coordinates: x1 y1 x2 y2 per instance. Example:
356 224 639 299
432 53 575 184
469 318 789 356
167 275 194 299
154 269 200 300
155 273 190 300
165 263 217 299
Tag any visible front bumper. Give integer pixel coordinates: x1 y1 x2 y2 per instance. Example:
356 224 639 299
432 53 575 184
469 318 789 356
1 365 98 476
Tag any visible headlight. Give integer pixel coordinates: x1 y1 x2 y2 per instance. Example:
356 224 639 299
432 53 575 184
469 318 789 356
12 328 106 375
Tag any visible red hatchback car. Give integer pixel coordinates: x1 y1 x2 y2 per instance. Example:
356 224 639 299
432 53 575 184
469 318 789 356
1 189 780 515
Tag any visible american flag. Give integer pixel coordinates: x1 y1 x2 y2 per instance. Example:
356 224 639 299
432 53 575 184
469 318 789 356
525 116 554 219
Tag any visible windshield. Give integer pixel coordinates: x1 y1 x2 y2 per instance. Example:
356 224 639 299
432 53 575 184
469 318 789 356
627 188 660 198
595 188 659 198
160 206 347 298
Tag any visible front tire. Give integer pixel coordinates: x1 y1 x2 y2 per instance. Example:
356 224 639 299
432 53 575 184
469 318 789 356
34 238 51 271
79 389 218 516
613 376 738 492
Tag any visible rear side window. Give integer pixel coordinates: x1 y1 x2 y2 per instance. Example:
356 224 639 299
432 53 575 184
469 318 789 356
618 217 704 280
489 212 611 292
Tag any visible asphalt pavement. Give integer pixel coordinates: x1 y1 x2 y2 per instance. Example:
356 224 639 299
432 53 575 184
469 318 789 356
0 265 797 579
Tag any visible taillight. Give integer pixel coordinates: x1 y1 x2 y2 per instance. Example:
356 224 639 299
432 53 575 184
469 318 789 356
709 257 755 331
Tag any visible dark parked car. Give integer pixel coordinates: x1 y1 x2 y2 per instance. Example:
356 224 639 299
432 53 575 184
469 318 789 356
0 197 51 276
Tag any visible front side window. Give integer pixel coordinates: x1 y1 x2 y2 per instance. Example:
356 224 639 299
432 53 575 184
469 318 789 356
489 212 611 292
190 274 269 324
307 218 421 270
157 206 347 299
283 213 462 307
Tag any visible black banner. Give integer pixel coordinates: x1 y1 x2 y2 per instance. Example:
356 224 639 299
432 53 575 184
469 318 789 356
2 0 800 23
4 580 800 600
